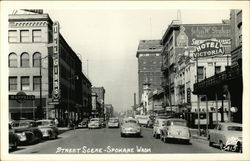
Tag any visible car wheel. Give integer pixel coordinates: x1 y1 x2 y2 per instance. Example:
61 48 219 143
12 141 18 150
219 141 224 150
121 133 124 137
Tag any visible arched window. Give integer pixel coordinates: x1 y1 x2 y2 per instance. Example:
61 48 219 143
21 52 29 67
33 52 41 67
9 53 17 67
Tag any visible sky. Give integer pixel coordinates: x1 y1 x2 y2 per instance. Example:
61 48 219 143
44 9 230 112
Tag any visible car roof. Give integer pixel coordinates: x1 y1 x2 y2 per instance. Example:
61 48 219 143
36 120 53 122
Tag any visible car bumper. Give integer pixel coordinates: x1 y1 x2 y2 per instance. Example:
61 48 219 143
108 124 119 127
88 125 100 128
167 135 190 140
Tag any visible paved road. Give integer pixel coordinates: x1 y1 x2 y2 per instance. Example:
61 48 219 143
11 127 226 154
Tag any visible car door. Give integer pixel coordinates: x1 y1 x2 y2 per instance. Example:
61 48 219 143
214 124 222 144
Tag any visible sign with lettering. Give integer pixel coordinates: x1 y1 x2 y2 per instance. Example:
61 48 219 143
9 92 35 103
52 21 60 103
175 25 231 47
193 39 225 59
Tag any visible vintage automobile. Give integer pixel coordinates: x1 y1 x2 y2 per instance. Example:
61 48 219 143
134 115 150 127
208 122 242 152
160 118 190 144
120 117 141 137
88 118 101 129
152 116 169 139
100 118 106 128
12 120 43 145
9 123 19 150
108 117 119 128
36 120 59 139
78 118 89 128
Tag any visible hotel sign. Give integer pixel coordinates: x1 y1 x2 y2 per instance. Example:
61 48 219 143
193 39 225 59
52 21 60 103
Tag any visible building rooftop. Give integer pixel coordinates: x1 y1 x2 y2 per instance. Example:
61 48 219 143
136 40 163 57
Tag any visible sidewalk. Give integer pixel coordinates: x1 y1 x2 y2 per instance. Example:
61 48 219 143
58 127 71 135
190 128 208 142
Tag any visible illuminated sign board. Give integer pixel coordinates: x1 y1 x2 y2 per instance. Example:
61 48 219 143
193 39 225 59
52 21 60 103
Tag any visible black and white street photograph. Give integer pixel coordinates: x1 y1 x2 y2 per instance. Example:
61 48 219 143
1 1 250 161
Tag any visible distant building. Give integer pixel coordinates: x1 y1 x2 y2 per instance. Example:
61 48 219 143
148 89 165 116
105 104 113 120
91 92 101 117
140 79 151 115
136 40 163 103
92 87 105 117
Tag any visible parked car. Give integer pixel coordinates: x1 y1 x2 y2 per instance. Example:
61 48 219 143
108 117 119 128
208 122 242 152
160 118 190 144
36 120 59 139
9 123 19 150
152 116 169 139
12 120 43 145
100 118 106 128
88 118 101 129
78 118 89 128
120 117 141 137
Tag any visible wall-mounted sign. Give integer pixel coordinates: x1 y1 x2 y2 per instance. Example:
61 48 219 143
52 21 60 103
9 92 35 103
193 39 225 59
175 25 231 46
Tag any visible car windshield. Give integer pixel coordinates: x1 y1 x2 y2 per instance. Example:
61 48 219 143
37 121 52 126
227 126 242 131
109 119 118 123
90 118 99 122
171 120 187 126
125 120 137 124
15 122 30 127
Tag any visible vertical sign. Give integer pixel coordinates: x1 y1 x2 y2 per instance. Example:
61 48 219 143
52 21 60 103
187 88 191 103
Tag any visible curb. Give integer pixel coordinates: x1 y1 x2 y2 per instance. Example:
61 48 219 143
58 128 71 135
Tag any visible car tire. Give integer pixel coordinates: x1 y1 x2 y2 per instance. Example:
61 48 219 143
219 141 224 151
12 141 18 150
121 133 124 137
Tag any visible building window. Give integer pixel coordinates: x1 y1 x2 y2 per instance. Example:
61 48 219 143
215 66 221 74
32 30 42 42
33 52 41 67
8 30 17 42
20 30 29 42
33 76 41 90
21 52 29 67
9 77 17 91
21 76 30 91
197 66 204 82
9 53 17 67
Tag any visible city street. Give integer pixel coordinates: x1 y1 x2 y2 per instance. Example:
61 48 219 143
11 127 226 154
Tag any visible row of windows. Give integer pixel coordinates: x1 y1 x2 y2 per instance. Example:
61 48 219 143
139 53 161 57
8 29 42 43
8 52 41 68
9 76 41 91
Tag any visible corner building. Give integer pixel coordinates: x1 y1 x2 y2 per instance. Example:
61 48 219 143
161 20 232 126
8 10 92 126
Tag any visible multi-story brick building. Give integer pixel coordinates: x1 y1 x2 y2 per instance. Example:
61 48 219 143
92 87 105 117
161 19 232 122
193 10 242 123
8 10 92 126
136 40 163 103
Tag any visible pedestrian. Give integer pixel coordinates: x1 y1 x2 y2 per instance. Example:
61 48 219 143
54 118 59 127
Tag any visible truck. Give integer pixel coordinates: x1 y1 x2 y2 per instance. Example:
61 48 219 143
134 115 150 127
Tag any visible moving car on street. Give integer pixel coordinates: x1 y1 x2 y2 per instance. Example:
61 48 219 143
152 116 169 139
12 120 43 145
36 120 59 139
135 115 150 127
108 117 119 128
120 117 141 137
9 123 19 150
88 118 101 129
160 118 190 144
208 122 242 152
78 118 89 128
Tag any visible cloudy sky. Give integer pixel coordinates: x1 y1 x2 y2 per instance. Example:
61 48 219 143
44 9 230 112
